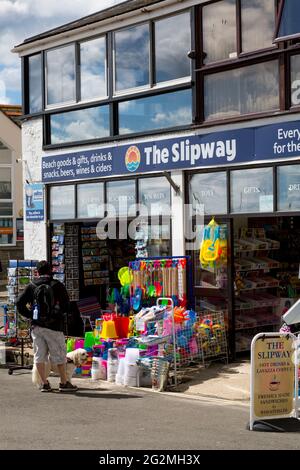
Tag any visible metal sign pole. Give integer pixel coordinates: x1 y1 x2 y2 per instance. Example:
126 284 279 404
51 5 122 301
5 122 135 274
157 297 177 387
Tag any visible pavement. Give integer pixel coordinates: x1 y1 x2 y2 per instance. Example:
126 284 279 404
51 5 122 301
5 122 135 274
1 340 251 402
174 361 250 401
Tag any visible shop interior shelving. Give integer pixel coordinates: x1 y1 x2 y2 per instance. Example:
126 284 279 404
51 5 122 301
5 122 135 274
234 233 281 353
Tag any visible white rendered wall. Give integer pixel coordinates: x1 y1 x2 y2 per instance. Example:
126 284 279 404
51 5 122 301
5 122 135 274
22 118 47 261
171 171 185 256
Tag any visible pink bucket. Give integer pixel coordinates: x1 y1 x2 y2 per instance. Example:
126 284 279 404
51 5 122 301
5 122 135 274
75 339 84 349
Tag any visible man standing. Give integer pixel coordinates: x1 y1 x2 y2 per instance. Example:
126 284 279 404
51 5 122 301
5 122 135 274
16 260 78 392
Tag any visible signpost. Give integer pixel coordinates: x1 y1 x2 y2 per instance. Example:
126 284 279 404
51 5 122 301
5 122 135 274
250 332 299 431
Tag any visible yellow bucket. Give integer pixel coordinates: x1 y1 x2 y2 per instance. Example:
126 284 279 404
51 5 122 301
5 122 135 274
101 320 118 339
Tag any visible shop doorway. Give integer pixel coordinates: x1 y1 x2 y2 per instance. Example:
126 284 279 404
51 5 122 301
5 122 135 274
191 217 235 356
49 216 172 335
233 215 300 356
193 215 300 359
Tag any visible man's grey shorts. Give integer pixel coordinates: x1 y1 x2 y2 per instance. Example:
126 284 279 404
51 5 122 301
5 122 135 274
31 326 66 364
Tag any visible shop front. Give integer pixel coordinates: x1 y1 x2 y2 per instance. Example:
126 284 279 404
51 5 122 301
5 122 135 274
39 117 300 358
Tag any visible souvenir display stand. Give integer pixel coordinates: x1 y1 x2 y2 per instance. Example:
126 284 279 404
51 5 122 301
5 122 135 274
6 260 37 374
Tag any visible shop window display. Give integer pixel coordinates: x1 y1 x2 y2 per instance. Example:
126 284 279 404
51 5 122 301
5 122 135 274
50 185 75 220
138 177 171 216
189 172 227 215
230 167 274 213
106 179 136 217
277 164 300 211
77 182 105 219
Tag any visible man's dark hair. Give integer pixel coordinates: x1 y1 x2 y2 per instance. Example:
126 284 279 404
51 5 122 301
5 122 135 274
37 260 52 276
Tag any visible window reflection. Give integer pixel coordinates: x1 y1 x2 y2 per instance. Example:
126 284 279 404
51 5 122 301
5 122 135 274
107 180 136 217
80 37 106 101
0 168 11 199
50 106 110 144
202 0 236 64
204 61 279 121
77 183 104 218
119 89 192 135
189 172 227 215
0 202 13 216
241 0 275 53
230 168 273 213
114 24 150 91
155 13 191 83
50 185 75 220
139 177 171 216
278 165 300 211
29 54 42 113
46 45 76 106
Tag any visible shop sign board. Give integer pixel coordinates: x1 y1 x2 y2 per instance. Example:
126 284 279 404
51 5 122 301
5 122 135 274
25 183 44 222
42 119 300 183
250 332 299 431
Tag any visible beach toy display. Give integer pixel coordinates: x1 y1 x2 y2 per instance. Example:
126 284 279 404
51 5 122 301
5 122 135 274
128 257 190 308
199 218 227 269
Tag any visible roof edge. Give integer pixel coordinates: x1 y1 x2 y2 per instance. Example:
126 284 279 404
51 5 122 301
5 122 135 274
13 0 168 52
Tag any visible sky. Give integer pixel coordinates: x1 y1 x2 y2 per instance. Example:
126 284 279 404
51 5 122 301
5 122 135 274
0 0 125 105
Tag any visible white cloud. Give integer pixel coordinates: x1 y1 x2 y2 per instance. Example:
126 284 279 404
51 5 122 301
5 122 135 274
0 0 125 103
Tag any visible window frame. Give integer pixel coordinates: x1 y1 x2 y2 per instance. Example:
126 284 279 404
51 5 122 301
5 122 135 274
0 158 15 246
21 2 300 148
202 55 281 122
45 43 77 110
198 0 279 69
79 34 108 104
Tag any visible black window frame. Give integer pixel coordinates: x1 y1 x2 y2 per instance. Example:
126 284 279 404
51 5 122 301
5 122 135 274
23 10 193 149
186 160 300 218
21 0 300 148
198 0 279 69
47 173 173 257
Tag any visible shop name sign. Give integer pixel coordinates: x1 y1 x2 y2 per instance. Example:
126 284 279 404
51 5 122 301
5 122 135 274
144 138 236 166
250 332 298 431
42 119 300 183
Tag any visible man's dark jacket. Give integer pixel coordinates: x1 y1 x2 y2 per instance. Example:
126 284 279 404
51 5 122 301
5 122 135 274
16 275 70 332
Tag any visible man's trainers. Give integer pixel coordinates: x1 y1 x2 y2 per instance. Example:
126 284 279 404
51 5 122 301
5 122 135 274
40 381 52 392
59 381 78 392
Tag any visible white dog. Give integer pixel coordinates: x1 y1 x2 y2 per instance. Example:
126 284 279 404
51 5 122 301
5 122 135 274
32 348 88 387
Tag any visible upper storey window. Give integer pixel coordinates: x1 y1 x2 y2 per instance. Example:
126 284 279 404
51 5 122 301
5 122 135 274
155 12 191 83
275 0 300 42
46 45 76 107
202 0 237 64
114 12 191 92
241 0 276 53
202 0 276 64
80 36 107 101
114 23 150 92
28 53 42 113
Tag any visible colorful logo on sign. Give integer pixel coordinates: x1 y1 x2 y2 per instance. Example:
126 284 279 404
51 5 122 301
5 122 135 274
125 146 141 172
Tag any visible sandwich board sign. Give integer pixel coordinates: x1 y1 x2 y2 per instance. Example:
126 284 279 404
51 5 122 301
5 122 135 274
250 332 299 431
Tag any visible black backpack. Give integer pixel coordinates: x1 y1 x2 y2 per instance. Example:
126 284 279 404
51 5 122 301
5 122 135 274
32 280 58 326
